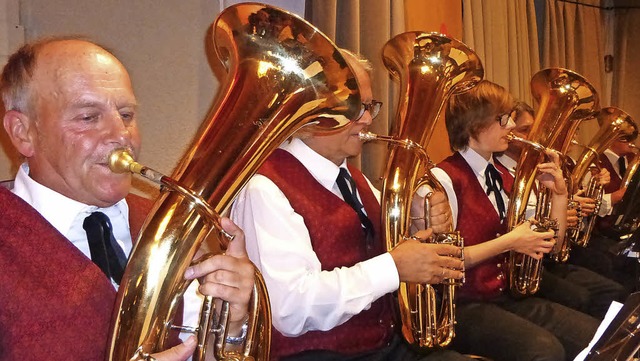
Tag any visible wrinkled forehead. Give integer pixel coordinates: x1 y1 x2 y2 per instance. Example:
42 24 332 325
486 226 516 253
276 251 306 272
35 40 130 85
31 41 134 104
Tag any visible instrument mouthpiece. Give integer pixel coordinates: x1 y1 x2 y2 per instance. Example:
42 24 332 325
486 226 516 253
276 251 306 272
109 149 140 174
359 131 377 142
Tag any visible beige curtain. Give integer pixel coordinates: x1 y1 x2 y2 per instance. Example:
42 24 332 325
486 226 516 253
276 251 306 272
462 0 540 104
611 8 640 126
541 0 607 145
306 0 404 188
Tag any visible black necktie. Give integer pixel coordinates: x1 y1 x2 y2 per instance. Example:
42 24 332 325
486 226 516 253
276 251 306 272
336 168 375 247
618 156 627 177
485 163 506 221
83 212 127 285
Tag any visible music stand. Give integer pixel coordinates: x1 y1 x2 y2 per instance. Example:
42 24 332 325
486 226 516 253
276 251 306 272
584 292 640 361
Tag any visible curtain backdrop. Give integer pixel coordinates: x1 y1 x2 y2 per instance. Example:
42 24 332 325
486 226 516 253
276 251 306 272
611 7 640 126
462 0 540 105
541 0 607 146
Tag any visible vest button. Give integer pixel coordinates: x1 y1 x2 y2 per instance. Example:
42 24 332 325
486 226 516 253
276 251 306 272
497 273 504 280
497 263 502 268
496 233 501 237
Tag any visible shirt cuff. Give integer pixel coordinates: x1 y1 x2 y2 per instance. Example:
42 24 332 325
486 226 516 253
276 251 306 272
599 193 613 216
360 252 400 300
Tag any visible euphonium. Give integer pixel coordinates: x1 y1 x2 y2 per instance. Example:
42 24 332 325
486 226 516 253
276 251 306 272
569 107 637 247
106 4 364 360
361 32 483 349
620 143 640 189
609 132 640 237
508 68 598 295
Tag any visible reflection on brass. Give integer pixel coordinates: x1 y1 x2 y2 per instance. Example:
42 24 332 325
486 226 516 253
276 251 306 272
507 68 598 296
105 3 363 361
363 32 483 349
569 107 637 248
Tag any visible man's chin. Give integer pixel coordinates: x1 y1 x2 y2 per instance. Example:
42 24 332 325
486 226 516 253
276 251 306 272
93 181 131 207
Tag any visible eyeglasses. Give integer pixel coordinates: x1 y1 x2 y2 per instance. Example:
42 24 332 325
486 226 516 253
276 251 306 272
496 110 516 127
357 100 383 120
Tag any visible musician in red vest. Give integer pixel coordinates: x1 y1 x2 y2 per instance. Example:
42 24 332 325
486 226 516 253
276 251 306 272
597 136 637 221
0 37 254 361
495 101 626 320
431 81 599 361
570 132 640 294
230 50 470 361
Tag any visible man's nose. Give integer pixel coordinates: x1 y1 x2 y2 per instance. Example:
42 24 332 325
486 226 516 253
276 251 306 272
357 111 373 126
106 112 132 144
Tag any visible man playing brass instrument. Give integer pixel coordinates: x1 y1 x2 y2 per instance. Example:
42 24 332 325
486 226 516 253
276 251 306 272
496 101 626 320
431 80 599 361
571 133 640 294
0 37 254 361
231 50 471 361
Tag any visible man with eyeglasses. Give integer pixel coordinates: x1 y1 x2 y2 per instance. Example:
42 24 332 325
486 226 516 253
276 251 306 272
430 80 599 361
230 50 471 361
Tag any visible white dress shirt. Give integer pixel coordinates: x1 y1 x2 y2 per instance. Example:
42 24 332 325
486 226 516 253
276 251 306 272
10 163 201 345
495 153 539 212
576 150 617 217
429 148 511 229
230 137 399 337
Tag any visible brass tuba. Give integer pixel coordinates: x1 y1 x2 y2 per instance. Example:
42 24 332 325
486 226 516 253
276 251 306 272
361 32 483 348
609 133 640 238
569 107 637 247
106 4 364 360
507 68 598 295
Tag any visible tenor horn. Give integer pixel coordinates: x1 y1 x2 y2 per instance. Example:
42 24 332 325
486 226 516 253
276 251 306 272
361 32 483 349
106 4 364 360
569 107 637 247
508 68 598 295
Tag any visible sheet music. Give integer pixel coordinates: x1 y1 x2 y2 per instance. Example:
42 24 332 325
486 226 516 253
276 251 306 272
574 301 624 361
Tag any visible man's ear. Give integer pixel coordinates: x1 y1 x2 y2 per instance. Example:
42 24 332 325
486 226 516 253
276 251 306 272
3 110 36 157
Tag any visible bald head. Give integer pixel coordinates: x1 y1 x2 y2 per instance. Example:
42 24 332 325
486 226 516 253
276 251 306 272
1 38 131 118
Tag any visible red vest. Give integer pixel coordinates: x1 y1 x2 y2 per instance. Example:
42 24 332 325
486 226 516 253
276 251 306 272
257 149 395 360
438 153 513 301
0 186 151 361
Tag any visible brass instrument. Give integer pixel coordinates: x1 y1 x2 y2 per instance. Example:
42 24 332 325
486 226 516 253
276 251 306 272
569 107 637 247
508 68 598 295
106 4 364 360
620 143 640 189
361 32 483 349
610 137 640 237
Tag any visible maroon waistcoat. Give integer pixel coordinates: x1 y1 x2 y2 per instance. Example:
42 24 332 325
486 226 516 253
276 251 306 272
257 149 395 360
438 153 512 301
597 153 624 230
0 186 151 361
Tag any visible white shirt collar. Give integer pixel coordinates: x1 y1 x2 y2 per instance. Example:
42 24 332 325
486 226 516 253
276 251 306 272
11 162 129 238
280 137 345 189
495 153 517 176
460 147 497 178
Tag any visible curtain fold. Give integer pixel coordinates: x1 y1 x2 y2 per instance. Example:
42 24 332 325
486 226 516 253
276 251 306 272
541 0 606 145
462 0 539 105
611 8 640 124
